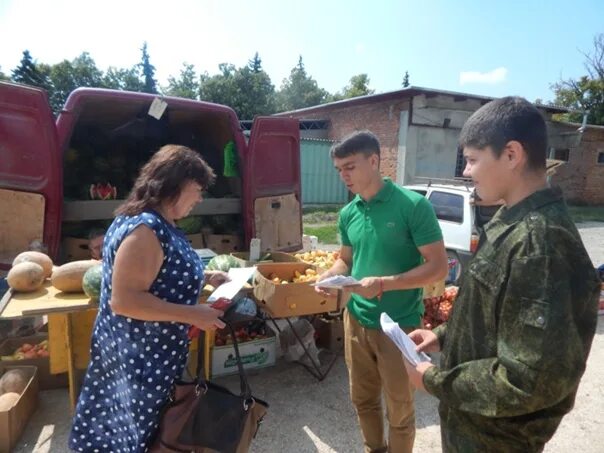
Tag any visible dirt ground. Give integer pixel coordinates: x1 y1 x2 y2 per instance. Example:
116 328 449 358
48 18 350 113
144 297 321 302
13 223 604 452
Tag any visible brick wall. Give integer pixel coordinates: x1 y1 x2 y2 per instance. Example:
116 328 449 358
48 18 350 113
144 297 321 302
552 126 604 205
285 100 410 180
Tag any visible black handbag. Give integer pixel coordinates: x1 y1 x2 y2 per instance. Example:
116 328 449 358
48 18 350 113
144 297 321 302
150 321 268 453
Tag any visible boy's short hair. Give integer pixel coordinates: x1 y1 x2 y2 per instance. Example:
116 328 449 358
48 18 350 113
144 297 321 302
330 130 381 159
459 96 548 171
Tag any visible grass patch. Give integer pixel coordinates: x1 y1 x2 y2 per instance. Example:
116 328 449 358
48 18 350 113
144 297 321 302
302 205 343 224
567 205 604 223
303 225 339 244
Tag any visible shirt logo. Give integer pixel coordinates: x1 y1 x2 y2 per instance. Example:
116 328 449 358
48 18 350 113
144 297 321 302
387 222 395 228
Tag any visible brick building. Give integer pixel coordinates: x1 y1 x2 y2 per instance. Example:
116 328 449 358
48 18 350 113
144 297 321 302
275 86 604 205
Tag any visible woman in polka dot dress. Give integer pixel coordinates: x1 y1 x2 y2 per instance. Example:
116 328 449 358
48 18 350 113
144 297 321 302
69 145 229 453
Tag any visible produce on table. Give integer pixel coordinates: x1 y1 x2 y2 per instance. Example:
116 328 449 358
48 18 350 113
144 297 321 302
12 251 53 278
89 182 117 200
82 264 103 300
0 369 28 395
268 268 318 284
423 286 458 330
7 262 45 292
0 392 21 410
176 215 203 234
1 339 50 361
214 324 269 347
294 250 339 270
51 260 99 293
206 254 242 272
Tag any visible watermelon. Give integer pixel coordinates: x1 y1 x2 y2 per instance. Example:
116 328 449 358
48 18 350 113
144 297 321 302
176 216 203 234
82 264 103 300
206 254 241 272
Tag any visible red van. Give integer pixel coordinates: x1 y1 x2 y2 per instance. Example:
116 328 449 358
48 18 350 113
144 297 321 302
0 82 302 271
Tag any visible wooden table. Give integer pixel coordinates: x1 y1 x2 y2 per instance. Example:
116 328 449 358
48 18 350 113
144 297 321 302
0 283 213 410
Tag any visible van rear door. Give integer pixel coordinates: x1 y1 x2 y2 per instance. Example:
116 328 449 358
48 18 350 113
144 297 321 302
244 117 302 252
0 82 62 269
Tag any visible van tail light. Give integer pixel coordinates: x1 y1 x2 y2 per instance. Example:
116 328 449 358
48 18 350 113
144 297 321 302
470 232 480 254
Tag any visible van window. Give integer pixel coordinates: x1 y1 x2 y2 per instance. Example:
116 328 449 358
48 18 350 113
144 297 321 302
428 191 464 223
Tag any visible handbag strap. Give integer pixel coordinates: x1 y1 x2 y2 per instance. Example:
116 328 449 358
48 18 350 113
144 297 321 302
196 320 252 399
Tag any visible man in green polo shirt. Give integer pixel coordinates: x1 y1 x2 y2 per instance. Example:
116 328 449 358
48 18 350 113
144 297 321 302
316 130 448 453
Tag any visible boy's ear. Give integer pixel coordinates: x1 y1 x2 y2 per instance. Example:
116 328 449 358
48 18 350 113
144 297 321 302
503 140 527 170
370 153 380 169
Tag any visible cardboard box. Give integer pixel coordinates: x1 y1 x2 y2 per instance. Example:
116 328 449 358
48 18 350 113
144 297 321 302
231 251 300 267
185 233 205 249
206 234 243 254
0 365 39 452
253 263 340 317
211 331 276 378
313 317 344 352
61 237 91 261
0 334 68 390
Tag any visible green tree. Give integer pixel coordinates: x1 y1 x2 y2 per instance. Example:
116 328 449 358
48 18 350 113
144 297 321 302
402 70 410 87
342 73 374 98
45 52 104 112
11 50 52 90
199 56 276 119
0 66 9 81
165 63 199 99
103 66 145 92
139 42 157 94
551 33 604 125
199 63 237 106
276 56 328 111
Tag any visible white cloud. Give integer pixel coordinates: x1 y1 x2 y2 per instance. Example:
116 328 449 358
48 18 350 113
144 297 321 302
355 43 366 55
459 67 508 85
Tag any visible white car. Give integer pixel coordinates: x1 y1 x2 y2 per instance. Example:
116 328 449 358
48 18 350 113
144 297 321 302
403 181 500 282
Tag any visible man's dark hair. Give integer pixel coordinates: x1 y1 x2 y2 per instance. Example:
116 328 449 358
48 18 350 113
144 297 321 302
459 96 548 171
330 130 381 159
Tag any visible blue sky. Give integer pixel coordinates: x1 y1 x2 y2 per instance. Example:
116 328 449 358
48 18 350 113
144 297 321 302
0 0 602 102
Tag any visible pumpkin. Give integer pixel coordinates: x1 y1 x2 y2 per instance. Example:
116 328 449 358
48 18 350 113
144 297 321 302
12 251 53 278
51 260 99 293
0 392 21 411
0 369 28 395
7 262 45 292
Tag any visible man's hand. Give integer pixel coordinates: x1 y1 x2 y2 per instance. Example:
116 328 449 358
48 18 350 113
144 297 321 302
205 270 230 288
403 360 434 392
408 329 441 353
314 271 338 297
350 276 382 299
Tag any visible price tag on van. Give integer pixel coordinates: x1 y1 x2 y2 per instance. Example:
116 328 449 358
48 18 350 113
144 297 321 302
148 97 168 119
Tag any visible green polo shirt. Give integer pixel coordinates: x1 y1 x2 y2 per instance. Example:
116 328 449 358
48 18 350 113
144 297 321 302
339 178 443 329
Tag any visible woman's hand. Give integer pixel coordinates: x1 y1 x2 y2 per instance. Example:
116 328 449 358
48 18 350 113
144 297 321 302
204 270 230 288
189 304 226 331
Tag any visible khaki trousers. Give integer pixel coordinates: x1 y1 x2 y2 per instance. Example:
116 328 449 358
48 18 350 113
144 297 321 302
344 310 416 453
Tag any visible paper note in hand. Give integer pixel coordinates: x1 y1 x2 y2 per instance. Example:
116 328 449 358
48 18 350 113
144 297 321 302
380 312 431 366
207 267 256 303
311 275 360 289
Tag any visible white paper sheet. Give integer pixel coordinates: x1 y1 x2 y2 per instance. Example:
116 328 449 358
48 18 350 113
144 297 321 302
311 275 360 289
207 266 256 302
380 312 431 366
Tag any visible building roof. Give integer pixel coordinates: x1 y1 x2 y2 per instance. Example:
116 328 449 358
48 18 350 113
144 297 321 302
274 85 570 117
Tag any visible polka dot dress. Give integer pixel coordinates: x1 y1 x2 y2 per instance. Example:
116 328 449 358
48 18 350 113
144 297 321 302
69 210 204 452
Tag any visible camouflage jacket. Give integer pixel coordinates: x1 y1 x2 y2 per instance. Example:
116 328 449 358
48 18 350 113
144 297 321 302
423 187 600 452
